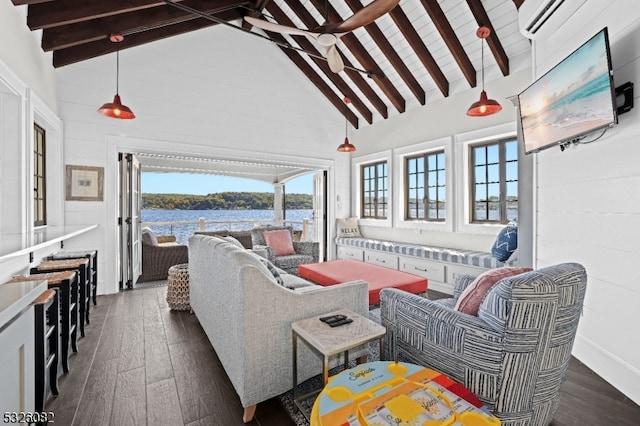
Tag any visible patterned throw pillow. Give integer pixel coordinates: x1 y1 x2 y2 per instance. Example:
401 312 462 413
491 221 518 261
336 217 361 238
263 229 296 256
454 267 532 316
256 256 285 286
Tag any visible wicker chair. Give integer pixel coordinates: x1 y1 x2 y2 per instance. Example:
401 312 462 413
250 225 318 275
138 228 188 282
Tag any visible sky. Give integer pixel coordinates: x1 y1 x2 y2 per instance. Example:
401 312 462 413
141 172 314 195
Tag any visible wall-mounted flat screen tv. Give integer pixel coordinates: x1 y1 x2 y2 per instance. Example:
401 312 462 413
518 27 617 154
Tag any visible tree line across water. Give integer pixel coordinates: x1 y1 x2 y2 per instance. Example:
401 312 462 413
142 192 313 210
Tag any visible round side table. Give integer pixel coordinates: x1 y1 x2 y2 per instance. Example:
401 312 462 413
166 263 190 311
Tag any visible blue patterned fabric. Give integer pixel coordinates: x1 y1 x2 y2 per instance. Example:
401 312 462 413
380 263 587 426
491 222 518 261
336 237 513 268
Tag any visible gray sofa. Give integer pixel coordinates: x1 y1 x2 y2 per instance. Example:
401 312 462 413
188 234 369 423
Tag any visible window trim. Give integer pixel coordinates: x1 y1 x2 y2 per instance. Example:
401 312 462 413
455 123 517 235
394 137 453 232
352 150 392 227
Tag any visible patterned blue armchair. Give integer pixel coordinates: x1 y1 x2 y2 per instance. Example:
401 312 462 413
380 263 587 426
250 226 319 275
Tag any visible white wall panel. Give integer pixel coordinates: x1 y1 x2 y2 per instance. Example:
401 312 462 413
534 0 640 404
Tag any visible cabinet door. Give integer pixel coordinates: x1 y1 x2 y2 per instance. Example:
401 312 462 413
337 246 364 261
399 258 446 282
447 264 487 284
365 251 399 269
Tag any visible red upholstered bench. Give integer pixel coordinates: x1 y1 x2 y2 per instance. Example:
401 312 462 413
298 259 428 305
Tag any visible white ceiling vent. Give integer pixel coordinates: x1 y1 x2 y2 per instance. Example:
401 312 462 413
519 0 587 40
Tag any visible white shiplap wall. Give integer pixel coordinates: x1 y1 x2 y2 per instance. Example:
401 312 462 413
533 0 640 405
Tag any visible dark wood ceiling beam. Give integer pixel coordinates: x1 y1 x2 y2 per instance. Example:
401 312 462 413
420 0 476 88
465 0 509 76
27 0 191 29
388 6 448 97
11 0 52 5
52 10 241 68
305 0 405 113
279 0 388 119
512 0 525 10
264 3 373 124
263 32 359 128
42 0 247 52
344 0 425 105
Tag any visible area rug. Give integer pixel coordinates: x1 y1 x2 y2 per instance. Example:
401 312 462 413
279 307 382 426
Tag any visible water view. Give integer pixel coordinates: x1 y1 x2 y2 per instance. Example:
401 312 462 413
142 208 314 245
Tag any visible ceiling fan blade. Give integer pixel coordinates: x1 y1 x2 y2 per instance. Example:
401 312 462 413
244 16 316 38
326 45 344 73
313 0 400 34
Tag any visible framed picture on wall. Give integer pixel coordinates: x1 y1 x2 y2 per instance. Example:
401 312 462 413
65 165 104 201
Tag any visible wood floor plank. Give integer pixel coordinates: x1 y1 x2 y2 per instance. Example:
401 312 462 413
111 367 147 426
147 377 184 425
144 301 174 384
71 357 120 426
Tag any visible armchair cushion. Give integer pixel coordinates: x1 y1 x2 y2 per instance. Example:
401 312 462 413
454 267 531 316
263 229 296 256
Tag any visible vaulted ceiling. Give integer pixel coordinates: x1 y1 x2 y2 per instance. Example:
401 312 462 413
11 0 530 128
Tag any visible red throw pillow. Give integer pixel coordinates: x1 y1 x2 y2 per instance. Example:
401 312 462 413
263 229 296 256
454 267 532 316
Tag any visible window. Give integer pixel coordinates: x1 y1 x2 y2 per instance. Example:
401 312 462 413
34 124 47 226
405 151 445 221
361 161 387 219
470 138 517 224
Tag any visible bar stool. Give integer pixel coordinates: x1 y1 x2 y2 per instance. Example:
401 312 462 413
31 289 59 414
7 272 78 373
49 250 98 305
33 258 90 337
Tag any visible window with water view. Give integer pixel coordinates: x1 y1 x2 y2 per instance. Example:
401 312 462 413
405 150 446 221
471 139 518 224
361 161 388 219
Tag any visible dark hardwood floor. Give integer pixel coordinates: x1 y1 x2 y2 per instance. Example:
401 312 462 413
46 286 640 425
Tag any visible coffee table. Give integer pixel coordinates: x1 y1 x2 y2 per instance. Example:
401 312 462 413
310 361 501 425
291 308 386 420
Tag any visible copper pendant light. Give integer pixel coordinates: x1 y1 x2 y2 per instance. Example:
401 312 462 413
98 49 135 119
467 27 502 117
337 97 356 152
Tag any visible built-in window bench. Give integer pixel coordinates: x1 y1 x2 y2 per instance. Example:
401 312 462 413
335 237 516 294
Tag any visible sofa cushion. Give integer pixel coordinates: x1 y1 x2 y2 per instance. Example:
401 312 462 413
336 217 361 238
280 274 316 290
223 235 245 249
491 222 518 262
142 227 158 246
454 267 532 316
263 229 296 256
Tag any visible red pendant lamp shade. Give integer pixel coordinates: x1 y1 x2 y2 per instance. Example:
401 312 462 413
337 97 356 152
337 137 356 152
98 50 135 119
467 27 502 117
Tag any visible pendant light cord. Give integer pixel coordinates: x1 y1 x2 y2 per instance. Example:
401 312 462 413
116 50 120 95
481 36 485 91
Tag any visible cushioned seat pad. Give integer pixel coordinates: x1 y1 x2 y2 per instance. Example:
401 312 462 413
298 259 427 305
